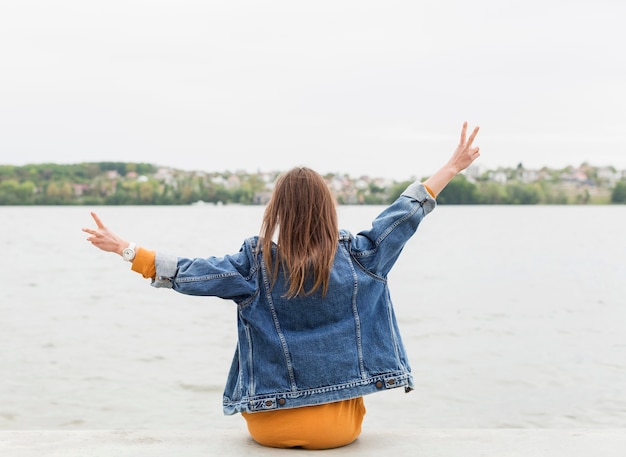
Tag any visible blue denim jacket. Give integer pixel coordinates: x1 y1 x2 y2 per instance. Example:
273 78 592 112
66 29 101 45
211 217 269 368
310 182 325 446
151 182 436 415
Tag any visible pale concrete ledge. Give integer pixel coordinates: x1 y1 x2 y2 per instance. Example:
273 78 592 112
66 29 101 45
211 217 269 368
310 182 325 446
1 429 625 457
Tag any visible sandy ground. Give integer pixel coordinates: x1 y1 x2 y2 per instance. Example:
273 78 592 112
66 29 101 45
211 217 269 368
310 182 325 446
1 429 625 457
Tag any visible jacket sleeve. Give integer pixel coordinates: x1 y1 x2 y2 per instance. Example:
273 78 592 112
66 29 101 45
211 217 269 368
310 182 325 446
150 239 258 303
350 181 436 277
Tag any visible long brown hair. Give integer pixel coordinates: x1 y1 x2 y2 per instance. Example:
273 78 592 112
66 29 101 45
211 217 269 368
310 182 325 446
260 167 338 298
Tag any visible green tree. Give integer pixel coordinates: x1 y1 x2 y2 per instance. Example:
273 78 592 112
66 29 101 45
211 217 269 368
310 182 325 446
42 181 74 204
611 181 626 203
505 182 540 204
0 179 32 204
479 182 507 204
138 181 158 204
437 175 480 204
386 180 413 203
539 182 568 204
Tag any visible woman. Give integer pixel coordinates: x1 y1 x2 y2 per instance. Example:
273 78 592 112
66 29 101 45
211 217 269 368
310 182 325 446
83 122 480 449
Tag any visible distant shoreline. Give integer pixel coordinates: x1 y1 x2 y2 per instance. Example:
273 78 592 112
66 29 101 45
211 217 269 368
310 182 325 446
1 162 625 205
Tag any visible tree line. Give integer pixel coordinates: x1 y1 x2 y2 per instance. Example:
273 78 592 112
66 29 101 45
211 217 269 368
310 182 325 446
0 162 274 206
1 162 626 205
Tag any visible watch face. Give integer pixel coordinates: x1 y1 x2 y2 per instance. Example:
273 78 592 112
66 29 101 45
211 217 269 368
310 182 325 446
123 248 135 260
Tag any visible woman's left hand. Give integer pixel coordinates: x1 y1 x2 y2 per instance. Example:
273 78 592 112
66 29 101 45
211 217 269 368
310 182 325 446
82 212 129 256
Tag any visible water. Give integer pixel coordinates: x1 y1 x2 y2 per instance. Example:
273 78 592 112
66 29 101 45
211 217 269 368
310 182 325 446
1 205 625 430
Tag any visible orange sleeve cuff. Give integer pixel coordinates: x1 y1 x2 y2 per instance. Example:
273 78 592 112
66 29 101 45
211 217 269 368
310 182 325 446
424 184 436 198
130 247 156 279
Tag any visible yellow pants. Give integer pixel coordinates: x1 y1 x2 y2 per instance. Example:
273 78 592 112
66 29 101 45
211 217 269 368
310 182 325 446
242 397 366 450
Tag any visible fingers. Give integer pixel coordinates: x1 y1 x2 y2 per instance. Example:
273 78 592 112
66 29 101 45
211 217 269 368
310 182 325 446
459 121 468 145
90 211 105 229
467 126 480 148
84 212 105 243
82 227 101 246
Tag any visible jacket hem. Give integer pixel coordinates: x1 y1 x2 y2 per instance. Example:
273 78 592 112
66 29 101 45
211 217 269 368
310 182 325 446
222 371 414 415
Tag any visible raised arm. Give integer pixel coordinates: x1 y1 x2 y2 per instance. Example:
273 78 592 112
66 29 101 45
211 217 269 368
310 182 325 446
422 121 480 197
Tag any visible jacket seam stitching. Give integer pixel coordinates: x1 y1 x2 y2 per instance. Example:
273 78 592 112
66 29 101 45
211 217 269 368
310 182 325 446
374 201 421 247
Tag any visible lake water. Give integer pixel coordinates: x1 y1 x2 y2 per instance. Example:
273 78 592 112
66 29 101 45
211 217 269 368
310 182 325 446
1 204 625 430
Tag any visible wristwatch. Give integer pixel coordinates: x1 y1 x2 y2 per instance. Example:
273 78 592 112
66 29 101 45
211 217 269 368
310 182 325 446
122 242 136 262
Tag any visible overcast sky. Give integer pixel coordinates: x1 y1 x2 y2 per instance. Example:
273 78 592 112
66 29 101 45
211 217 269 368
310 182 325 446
1 0 624 180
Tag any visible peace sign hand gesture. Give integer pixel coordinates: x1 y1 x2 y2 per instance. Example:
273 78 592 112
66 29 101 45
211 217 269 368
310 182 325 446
447 121 480 174
422 121 481 197
82 212 129 256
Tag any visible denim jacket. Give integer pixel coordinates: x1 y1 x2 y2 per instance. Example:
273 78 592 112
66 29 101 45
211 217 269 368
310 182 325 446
151 182 436 415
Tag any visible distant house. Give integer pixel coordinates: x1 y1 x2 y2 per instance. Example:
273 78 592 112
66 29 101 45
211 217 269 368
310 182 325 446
72 183 90 196
226 175 241 188
520 169 539 183
465 164 483 182
559 170 594 193
489 170 508 184
154 167 176 185
597 167 620 186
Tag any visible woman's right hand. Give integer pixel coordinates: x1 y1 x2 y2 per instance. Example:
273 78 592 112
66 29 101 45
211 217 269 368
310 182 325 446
422 121 481 197
446 121 480 174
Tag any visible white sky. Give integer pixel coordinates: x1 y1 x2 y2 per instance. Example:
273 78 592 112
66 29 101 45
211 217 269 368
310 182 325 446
1 0 625 180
